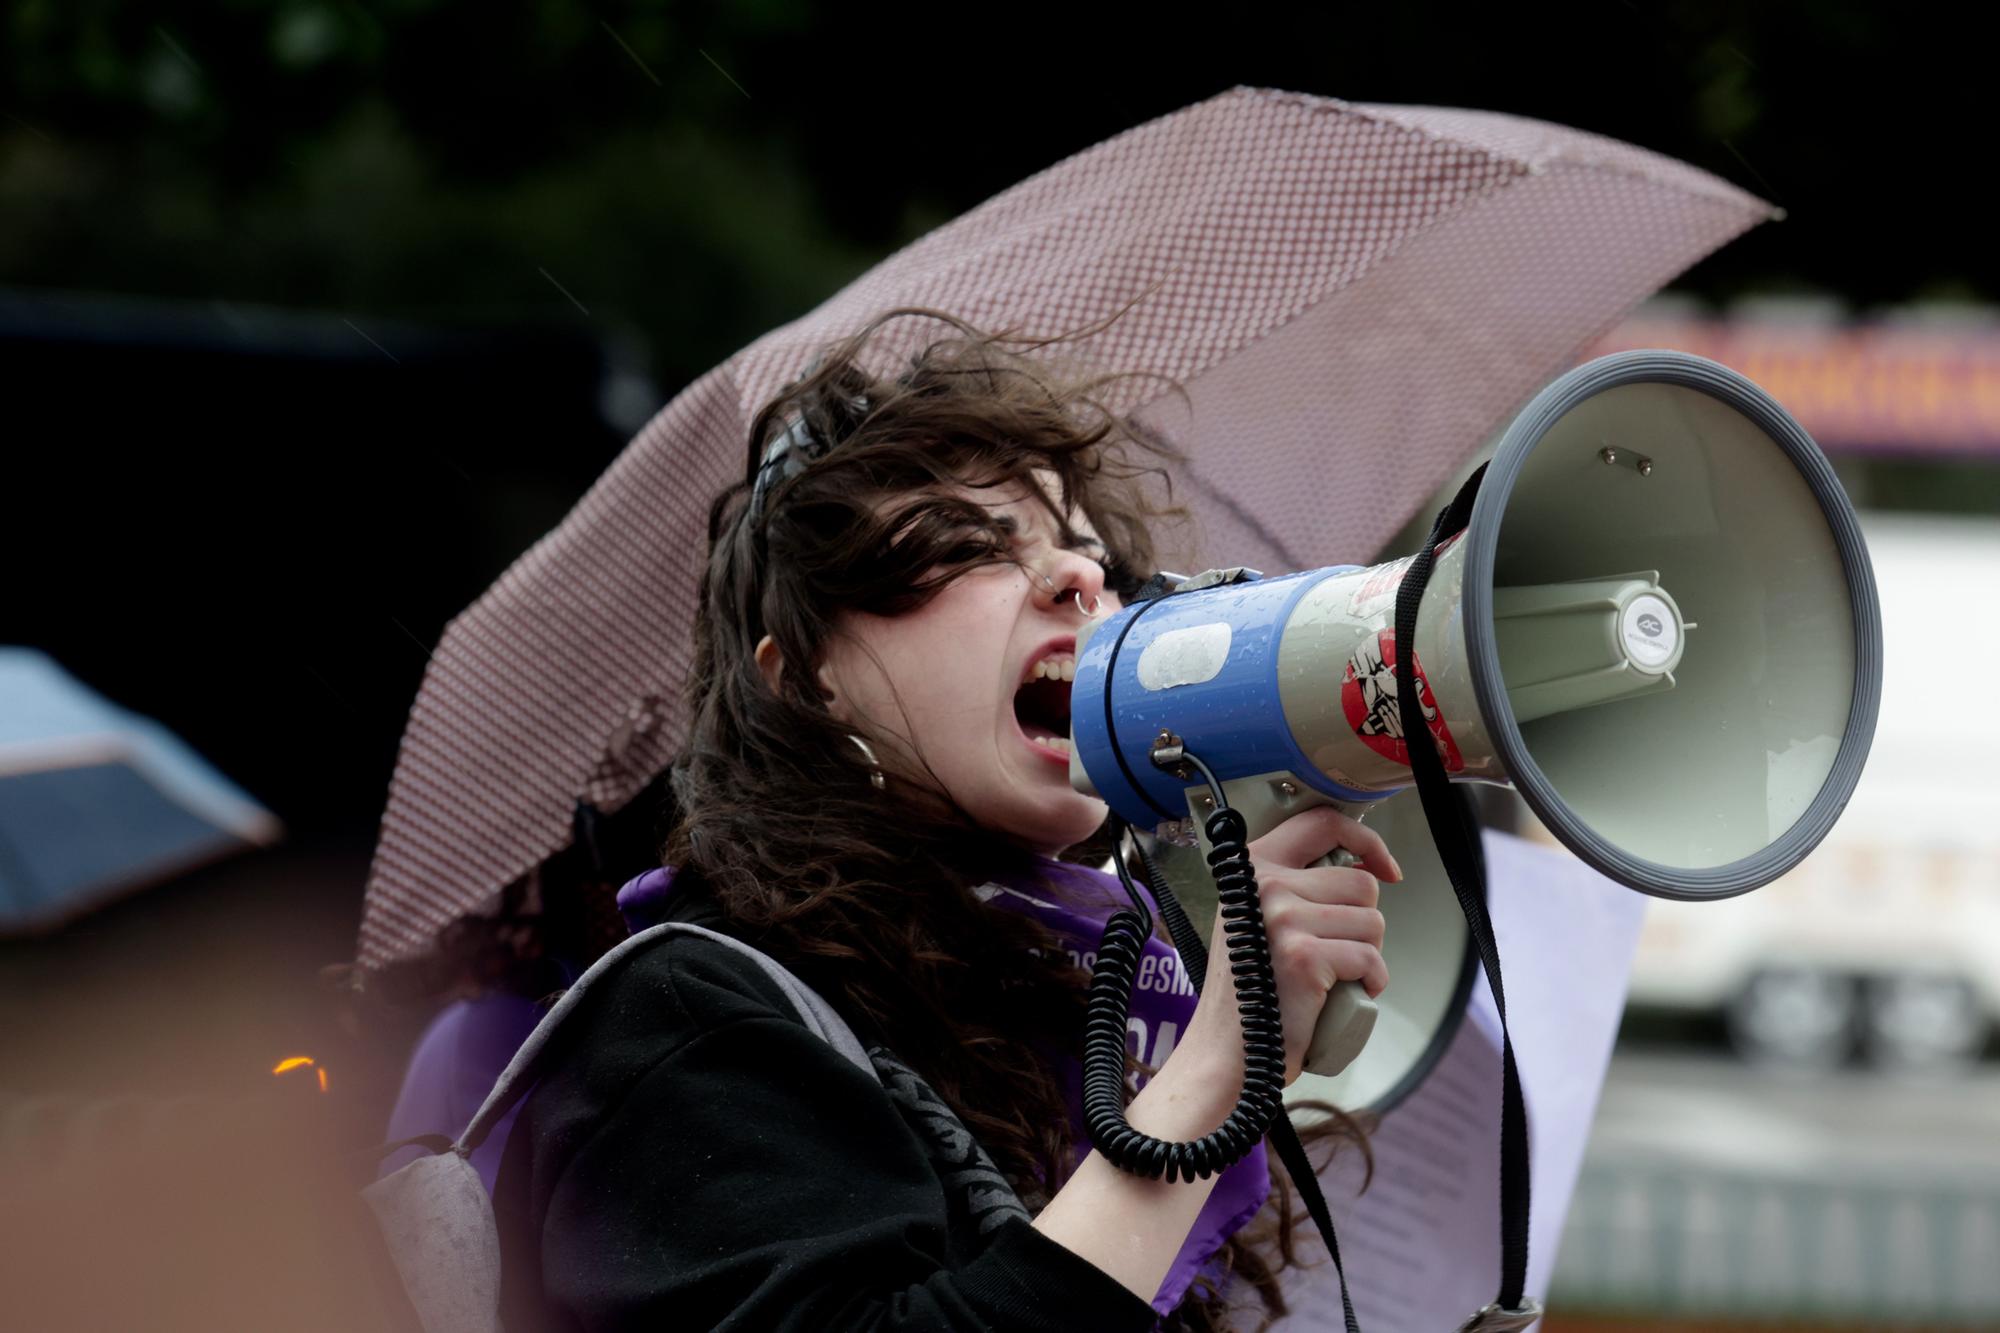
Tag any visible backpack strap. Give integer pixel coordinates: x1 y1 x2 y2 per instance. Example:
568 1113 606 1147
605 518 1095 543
360 923 873 1333
456 921 873 1156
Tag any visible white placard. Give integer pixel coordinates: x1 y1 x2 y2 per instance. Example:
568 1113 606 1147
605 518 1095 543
1272 830 1647 1331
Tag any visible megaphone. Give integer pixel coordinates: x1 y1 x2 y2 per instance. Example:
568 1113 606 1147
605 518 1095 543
1069 350 1884 1110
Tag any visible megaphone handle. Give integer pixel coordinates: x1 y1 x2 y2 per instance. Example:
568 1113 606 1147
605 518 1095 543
1302 847 1380 1078
1192 778 1381 1080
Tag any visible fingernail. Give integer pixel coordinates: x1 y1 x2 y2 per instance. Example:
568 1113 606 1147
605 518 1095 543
1388 855 1405 883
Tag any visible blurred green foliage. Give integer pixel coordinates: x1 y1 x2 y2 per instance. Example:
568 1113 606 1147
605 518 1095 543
0 1 1985 419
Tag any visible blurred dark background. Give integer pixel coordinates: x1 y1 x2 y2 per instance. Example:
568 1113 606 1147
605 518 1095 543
5 0 1991 855
2 4 1991 1329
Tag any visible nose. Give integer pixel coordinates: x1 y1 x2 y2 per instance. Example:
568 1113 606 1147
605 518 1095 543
1035 547 1110 618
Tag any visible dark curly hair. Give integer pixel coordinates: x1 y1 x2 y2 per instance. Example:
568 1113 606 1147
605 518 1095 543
667 300 1371 1331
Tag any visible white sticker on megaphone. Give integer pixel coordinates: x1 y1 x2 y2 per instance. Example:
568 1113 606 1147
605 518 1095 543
1620 593 1678 670
1136 622 1233 690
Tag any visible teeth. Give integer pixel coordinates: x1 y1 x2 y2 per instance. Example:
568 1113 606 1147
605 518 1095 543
1031 654 1077 682
1043 734 1073 754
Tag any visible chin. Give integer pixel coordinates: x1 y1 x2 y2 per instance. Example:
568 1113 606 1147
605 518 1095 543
1019 794 1108 856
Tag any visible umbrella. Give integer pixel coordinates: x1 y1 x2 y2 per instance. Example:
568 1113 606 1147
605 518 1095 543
357 84 1775 972
0 646 283 933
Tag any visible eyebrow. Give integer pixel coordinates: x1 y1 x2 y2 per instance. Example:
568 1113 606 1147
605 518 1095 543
994 511 1108 556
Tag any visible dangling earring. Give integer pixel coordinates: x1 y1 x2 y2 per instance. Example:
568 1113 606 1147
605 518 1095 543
847 734 887 791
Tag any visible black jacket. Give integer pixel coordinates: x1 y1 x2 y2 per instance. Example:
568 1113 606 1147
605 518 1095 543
491 888 1159 1332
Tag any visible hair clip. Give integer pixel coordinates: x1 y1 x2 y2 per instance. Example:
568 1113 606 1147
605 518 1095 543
747 414 821 524
746 392 872 524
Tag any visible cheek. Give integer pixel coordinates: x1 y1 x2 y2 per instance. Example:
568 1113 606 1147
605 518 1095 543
921 622 1020 757
835 601 1005 744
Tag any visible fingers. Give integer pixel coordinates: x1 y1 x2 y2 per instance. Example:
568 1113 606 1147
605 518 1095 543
1247 805 1404 883
1262 899 1385 949
1263 887 1388 1005
1266 863 1381 909
1272 929 1390 999
1333 942 1390 999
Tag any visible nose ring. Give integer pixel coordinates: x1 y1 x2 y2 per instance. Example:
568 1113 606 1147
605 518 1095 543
1038 570 1103 619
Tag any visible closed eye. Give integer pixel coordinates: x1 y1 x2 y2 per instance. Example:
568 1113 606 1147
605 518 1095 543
999 508 1146 599
1098 559 1146 601
1066 541 1147 601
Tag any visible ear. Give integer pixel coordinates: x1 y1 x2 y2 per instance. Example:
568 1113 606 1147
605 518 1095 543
754 635 785 695
813 657 853 725
756 634 851 723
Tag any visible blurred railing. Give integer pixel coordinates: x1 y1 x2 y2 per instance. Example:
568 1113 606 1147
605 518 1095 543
1553 1157 2000 1325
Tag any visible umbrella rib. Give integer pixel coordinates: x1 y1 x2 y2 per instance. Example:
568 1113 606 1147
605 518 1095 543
1178 463 1306 570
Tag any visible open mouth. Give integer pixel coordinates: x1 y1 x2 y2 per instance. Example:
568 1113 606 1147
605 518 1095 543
1013 651 1075 758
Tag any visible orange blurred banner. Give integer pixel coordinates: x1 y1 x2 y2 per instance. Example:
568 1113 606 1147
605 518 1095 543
1585 316 2000 455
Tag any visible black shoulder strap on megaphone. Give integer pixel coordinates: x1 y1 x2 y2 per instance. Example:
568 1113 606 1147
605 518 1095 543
1392 463 1539 1327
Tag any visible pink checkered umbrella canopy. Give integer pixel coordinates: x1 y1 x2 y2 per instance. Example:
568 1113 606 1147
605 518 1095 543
357 85 1775 971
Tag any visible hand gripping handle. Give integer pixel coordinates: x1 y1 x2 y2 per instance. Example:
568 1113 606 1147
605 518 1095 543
1183 777 1383 1080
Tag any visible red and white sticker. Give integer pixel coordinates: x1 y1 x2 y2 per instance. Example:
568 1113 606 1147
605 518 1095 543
1340 629 1464 772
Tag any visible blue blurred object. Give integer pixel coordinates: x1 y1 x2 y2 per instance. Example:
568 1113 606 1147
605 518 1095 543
0 647 282 933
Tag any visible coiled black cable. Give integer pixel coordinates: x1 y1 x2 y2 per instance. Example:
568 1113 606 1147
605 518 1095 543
1081 771 1286 1183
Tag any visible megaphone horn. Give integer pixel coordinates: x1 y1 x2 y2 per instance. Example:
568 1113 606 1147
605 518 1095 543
1068 349 1884 1111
